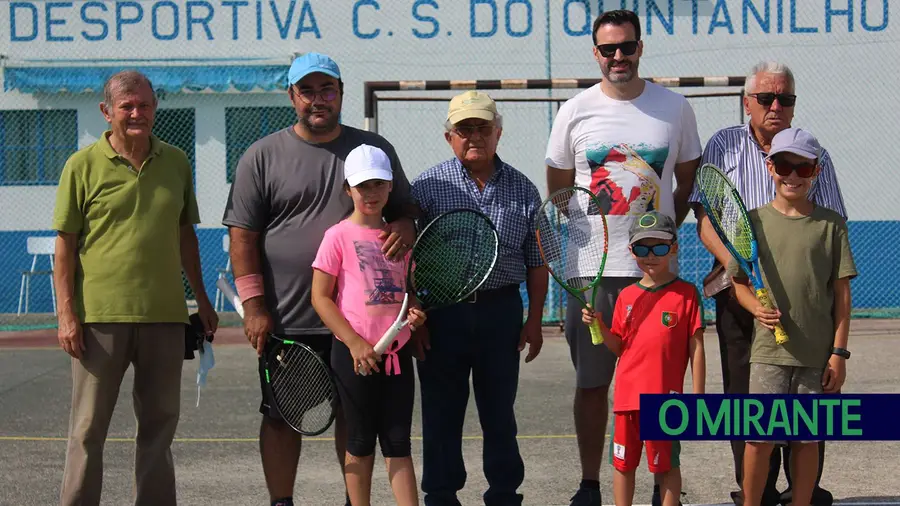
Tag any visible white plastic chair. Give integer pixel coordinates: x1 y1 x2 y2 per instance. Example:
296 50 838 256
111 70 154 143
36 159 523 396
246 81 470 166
214 233 232 311
18 236 56 315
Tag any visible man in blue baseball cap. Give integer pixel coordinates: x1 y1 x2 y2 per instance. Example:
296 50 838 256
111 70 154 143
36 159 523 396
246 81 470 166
223 52 419 506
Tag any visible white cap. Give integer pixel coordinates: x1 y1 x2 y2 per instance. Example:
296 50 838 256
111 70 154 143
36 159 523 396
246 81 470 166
344 144 393 187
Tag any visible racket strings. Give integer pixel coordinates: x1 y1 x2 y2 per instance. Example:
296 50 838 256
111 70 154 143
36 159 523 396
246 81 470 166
536 188 608 287
412 211 498 306
697 167 754 260
270 345 334 433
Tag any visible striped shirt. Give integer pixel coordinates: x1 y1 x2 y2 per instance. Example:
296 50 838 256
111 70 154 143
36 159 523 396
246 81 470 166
411 156 543 291
688 124 848 219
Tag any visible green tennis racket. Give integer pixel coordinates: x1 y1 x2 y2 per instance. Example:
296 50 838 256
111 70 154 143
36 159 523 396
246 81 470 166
536 186 609 345
696 163 789 345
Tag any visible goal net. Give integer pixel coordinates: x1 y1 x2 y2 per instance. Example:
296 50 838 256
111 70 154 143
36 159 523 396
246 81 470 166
364 77 747 325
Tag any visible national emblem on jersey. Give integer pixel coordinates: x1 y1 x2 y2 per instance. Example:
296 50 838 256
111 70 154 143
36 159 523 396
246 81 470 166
626 304 633 318
661 311 677 328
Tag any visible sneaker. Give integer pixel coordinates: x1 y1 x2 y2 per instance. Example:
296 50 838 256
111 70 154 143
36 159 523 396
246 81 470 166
652 485 686 506
779 486 834 506
569 487 602 506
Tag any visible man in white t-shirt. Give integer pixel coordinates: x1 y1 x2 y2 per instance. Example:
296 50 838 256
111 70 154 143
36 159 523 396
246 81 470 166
544 9 702 506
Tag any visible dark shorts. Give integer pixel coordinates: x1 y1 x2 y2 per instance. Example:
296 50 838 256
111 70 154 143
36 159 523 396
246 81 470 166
258 333 337 420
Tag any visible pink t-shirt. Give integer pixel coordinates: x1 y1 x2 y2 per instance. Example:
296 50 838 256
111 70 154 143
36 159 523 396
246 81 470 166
312 219 411 375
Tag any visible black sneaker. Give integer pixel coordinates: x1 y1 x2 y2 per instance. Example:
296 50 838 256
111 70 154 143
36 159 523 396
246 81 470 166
569 487 602 506
779 486 834 506
652 485 685 506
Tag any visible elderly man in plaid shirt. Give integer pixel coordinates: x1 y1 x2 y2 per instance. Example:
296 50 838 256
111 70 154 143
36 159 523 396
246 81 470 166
410 90 549 506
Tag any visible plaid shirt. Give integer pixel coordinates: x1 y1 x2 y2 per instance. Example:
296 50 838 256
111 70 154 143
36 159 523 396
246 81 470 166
411 156 543 290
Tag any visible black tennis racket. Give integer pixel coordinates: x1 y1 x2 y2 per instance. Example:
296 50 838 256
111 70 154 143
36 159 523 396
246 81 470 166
216 278 337 436
369 208 500 359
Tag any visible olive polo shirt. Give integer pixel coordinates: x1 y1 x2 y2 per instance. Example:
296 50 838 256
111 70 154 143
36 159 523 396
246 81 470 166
52 131 200 323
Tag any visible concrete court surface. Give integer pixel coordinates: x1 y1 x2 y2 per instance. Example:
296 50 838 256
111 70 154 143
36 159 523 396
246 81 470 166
0 319 898 506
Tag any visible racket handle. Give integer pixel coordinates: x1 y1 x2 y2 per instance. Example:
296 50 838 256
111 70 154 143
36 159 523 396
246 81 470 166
374 326 402 355
755 287 789 345
588 320 604 345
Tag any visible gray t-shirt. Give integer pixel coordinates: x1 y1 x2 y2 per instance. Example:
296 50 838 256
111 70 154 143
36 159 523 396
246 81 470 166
222 125 413 335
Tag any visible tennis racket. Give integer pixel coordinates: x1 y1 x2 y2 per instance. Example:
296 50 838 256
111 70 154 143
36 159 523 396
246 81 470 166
536 186 609 345
696 163 789 345
370 208 500 358
216 278 337 435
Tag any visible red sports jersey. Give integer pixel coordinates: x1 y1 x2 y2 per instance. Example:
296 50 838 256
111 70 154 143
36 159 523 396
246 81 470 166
610 278 704 413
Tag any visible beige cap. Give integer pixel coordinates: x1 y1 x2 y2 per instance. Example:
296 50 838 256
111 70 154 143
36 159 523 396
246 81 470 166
446 91 498 125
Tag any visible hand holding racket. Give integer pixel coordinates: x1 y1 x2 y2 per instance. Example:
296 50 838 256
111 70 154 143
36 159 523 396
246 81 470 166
696 163 789 345
365 208 499 363
216 278 338 435
536 187 609 345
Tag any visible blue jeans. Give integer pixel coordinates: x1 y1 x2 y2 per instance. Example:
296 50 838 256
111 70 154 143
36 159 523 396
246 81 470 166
417 285 525 506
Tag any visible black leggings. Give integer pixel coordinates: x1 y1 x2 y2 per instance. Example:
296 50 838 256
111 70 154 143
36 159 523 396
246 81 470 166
330 337 415 458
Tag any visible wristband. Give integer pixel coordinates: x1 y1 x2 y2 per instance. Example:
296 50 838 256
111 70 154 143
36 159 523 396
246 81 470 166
235 274 265 303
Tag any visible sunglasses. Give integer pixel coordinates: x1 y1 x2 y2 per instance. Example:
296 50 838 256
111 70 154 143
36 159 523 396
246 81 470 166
748 93 797 108
772 158 817 178
596 41 639 58
452 124 495 138
632 243 672 258
294 87 339 104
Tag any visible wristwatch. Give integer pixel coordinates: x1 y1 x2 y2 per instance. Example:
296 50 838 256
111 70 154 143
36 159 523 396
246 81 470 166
831 347 851 359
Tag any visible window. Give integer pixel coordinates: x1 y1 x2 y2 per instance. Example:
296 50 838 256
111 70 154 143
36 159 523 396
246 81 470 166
153 108 196 183
225 107 296 183
0 110 78 185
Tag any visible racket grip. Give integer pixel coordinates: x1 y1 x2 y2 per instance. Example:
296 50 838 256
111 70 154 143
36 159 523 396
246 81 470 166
588 320 604 345
374 327 401 355
755 287 789 345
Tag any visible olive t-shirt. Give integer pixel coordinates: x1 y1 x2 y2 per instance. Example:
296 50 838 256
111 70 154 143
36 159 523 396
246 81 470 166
222 126 413 335
727 203 857 368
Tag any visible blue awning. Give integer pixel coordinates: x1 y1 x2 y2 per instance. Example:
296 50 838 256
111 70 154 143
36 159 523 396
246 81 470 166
3 65 290 94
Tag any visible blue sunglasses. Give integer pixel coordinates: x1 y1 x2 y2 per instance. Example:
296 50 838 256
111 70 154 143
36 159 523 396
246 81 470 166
632 243 672 257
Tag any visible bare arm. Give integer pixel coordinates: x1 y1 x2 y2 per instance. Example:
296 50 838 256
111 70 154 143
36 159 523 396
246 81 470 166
520 265 549 363
547 166 575 195
55 231 84 358
228 226 273 355
180 224 210 305
673 158 700 226
832 277 852 350
310 269 379 374
695 206 735 268
689 328 706 394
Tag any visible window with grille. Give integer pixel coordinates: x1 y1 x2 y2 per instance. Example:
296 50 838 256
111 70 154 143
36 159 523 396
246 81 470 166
0 110 78 186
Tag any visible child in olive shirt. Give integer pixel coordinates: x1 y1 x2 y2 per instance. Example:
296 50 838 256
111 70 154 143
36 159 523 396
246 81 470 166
727 128 857 506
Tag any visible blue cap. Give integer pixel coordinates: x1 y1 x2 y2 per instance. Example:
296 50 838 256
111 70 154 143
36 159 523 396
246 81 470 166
288 52 341 85
767 127 821 161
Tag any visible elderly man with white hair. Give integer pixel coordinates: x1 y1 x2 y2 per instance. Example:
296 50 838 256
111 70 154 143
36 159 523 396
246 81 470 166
689 61 847 506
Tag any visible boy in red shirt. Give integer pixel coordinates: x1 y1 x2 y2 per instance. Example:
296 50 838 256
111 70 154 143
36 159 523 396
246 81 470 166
583 211 706 506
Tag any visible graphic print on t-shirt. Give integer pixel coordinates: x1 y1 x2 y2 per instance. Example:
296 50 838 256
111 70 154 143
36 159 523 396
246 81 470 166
586 143 669 216
353 240 406 307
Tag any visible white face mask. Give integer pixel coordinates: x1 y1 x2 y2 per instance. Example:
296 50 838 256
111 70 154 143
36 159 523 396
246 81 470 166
196 340 215 408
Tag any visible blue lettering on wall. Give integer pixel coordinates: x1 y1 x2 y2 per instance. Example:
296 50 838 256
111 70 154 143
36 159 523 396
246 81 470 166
506 0 532 37
295 1 321 39
861 0 888 32
222 1 247 40
152 1 178 41
647 0 674 35
471 0 498 37
46 2 73 42
563 0 591 37
354 0 380 39
412 0 440 39
187 1 214 40
10 2 38 42
256 0 263 40
790 0 817 32
743 0 770 33
825 0 852 32
116 1 143 41
690 0 699 34
270 0 295 39
80 1 108 41
709 0 735 34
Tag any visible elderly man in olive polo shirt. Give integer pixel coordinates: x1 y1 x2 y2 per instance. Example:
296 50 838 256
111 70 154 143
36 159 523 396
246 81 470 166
52 70 217 506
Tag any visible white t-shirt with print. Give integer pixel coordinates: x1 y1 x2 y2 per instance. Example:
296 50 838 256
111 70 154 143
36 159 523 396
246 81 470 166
545 82 701 278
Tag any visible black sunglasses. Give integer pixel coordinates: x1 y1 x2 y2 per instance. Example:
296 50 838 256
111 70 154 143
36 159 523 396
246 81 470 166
748 93 797 108
771 158 816 178
632 243 672 258
596 41 639 58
